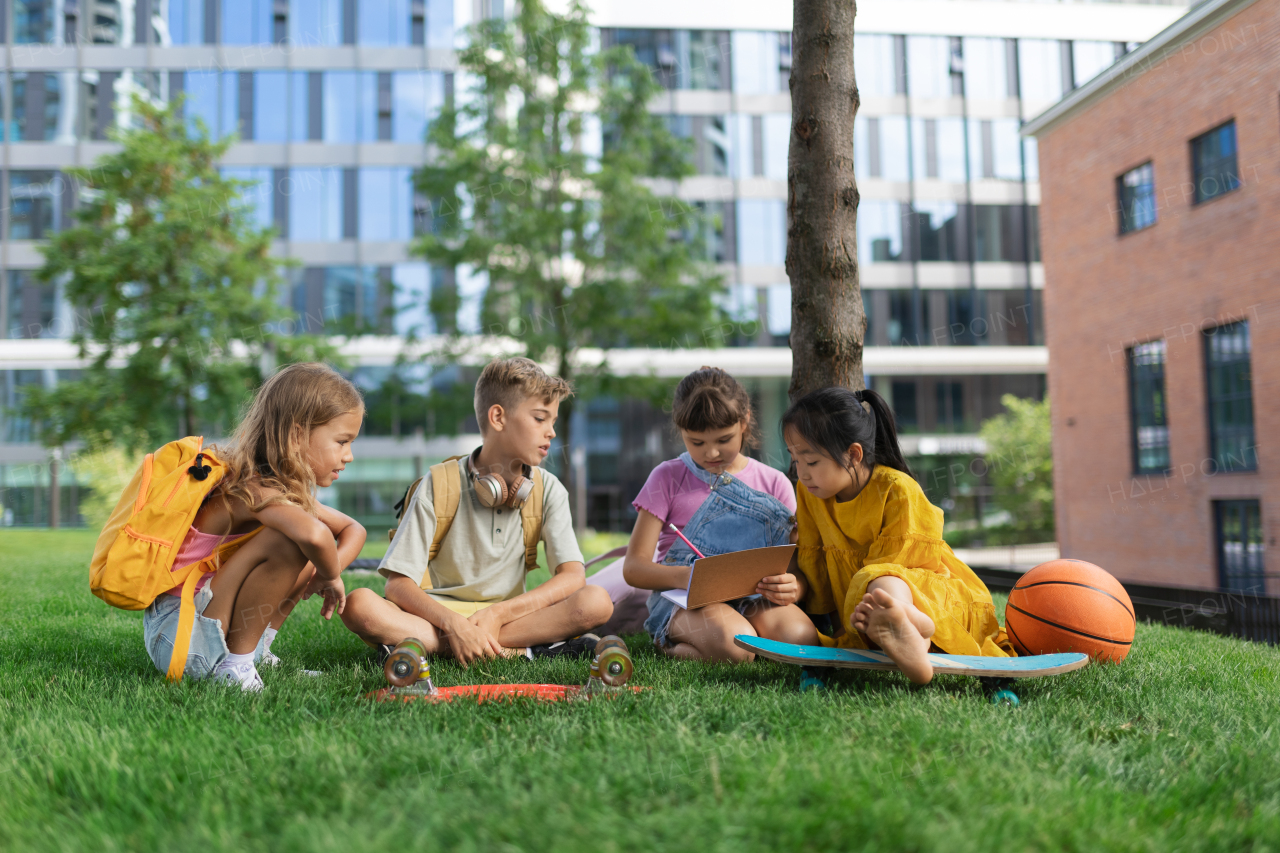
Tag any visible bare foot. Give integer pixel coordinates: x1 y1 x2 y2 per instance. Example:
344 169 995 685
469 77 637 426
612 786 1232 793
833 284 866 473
852 591 935 638
863 588 934 685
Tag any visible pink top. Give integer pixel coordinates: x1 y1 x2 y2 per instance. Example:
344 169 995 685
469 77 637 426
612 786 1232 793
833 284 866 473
632 457 797 561
166 527 250 596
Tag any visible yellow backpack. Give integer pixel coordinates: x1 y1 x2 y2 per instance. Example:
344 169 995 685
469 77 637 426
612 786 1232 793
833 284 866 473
90 436 260 681
389 456 544 589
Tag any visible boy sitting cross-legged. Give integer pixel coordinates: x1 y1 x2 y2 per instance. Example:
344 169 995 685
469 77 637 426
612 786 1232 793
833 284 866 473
341 358 613 665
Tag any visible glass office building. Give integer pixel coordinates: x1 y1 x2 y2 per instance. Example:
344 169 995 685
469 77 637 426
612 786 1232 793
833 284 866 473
0 0 1188 527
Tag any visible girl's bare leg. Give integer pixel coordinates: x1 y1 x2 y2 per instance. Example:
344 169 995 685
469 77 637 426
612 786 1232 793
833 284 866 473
665 603 756 663
742 601 820 646
204 528 312 655
268 564 317 631
851 576 935 685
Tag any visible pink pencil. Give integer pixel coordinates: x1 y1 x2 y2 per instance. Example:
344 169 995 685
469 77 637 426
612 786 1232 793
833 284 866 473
668 523 707 559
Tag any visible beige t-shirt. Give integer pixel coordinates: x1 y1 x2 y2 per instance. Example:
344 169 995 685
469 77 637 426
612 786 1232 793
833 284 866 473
378 458 584 604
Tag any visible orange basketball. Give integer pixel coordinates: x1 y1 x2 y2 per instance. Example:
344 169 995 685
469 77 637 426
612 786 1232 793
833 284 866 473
1005 559 1135 662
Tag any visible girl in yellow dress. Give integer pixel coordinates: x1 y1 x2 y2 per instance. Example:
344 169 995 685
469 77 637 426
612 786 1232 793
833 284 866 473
781 387 1013 684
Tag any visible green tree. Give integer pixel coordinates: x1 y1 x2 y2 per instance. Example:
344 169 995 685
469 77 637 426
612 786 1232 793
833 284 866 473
411 0 725 468
20 97 333 452
979 394 1055 535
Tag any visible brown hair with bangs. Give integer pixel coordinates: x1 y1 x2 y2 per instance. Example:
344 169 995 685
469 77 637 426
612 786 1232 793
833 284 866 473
671 366 758 449
213 362 364 517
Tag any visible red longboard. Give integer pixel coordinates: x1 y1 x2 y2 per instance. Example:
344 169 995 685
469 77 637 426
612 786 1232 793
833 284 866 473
366 683 647 704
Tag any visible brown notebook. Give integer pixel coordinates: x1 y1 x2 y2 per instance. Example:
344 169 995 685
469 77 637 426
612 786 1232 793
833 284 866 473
659 545 798 610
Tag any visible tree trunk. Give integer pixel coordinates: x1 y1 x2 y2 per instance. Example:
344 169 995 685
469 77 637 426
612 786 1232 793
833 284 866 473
787 0 864 402
554 352 586 534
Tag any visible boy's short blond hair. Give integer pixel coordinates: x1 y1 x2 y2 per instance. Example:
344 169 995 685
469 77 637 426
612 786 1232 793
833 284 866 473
474 357 573 432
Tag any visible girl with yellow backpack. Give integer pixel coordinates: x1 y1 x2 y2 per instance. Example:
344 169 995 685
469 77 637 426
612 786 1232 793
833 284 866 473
91 363 367 691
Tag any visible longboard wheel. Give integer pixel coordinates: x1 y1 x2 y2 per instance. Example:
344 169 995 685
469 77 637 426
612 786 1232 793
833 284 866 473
798 668 826 692
596 647 634 688
594 635 629 657
991 689 1020 707
385 637 430 688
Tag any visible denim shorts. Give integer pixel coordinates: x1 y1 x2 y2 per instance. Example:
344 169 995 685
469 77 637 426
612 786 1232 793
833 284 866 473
643 590 764 648
142 581 270 680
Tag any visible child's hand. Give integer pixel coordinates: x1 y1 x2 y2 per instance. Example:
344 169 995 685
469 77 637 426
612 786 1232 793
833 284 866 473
468 609 505 646
306 574 346 619
445 617 503 667
756 573 802 606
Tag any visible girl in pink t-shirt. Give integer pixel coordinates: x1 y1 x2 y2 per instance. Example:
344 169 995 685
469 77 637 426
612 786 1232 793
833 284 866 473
622 368 818 661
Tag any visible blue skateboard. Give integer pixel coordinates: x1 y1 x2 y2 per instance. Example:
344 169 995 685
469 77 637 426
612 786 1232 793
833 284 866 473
734 635 1089 705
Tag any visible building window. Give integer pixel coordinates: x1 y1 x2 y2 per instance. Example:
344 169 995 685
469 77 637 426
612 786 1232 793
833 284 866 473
12 72 73 143
358 167 416 241
291 266 390 334
358 0 411 45
887 290 926 347
7 271 57 339
221 167 274 231
1214 500 1264 594
166 0 207 44
936 381 965 433
8 171 65 239
1191 121 1240 204
857 200 905 264
1116 162 1156 234
252 71 310 142
735 199 785 266
603 30 730 91
183 71 239 139
1017 39 1067 104
14 0 59 43
1127 340 1169 473
891 381 919 433
288 167 344 241
1204 320 1256 472
323 71 378 142
666 115 731 177
912 201 962 262
972 204 1029 263
968 118 1022 182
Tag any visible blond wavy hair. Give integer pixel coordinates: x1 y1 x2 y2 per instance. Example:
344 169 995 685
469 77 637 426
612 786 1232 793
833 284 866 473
213 363 364 516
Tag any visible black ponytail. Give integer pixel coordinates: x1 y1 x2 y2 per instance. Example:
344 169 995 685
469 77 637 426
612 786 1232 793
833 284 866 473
780 386 913 480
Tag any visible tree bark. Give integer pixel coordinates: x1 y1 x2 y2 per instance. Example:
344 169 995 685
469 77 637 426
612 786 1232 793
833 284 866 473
787 0 864 402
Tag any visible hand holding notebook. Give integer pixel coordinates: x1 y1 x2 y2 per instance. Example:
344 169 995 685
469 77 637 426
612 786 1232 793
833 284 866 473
659 544 799 610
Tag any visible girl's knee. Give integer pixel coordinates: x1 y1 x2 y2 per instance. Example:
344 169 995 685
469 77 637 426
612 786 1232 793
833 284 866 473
255 527 307 568
777 615 820 647
867 575 912 602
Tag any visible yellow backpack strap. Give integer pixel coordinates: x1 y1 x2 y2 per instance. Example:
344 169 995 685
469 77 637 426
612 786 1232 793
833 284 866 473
388 477 425 543
166 526 264 681
424 456 464 590
520 468 545 573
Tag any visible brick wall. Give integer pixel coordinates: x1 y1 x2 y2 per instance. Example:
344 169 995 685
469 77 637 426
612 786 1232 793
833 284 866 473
1036 0 1279 591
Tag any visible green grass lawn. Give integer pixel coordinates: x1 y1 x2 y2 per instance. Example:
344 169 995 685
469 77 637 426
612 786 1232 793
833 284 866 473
2 529 1278 852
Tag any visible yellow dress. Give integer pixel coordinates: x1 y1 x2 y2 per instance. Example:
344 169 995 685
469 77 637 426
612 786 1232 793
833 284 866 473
796 465 1014 657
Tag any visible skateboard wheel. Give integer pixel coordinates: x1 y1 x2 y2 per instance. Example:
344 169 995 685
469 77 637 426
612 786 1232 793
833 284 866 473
596 646 633 688
594 635 629 657
385 637 430 688
798 668 826 693
991 689 1020 707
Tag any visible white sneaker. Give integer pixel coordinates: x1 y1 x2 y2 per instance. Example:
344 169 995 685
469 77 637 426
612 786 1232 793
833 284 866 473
213 659 264 693
260 649 282 668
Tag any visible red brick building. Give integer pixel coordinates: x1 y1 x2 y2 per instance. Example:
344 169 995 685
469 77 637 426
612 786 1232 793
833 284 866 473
1024 0 1277 594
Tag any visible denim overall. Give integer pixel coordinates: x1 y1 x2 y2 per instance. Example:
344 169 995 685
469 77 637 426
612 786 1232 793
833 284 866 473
643 452 795 647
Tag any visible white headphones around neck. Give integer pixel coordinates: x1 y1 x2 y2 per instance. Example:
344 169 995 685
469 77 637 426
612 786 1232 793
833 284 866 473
468 450 535 509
